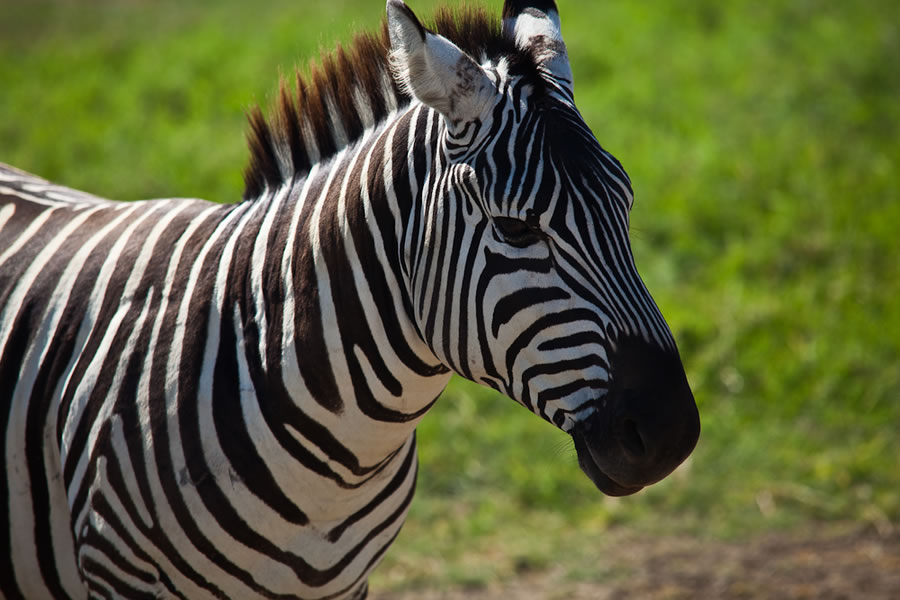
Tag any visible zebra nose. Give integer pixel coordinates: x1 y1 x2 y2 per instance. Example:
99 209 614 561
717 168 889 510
613 384 698 470
606 337 700 486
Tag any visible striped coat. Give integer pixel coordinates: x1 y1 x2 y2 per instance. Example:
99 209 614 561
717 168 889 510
1 1 699 598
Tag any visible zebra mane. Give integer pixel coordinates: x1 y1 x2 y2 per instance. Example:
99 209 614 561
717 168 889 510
242 4 527 200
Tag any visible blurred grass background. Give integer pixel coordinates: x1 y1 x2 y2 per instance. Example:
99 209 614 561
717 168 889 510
2 0 898 594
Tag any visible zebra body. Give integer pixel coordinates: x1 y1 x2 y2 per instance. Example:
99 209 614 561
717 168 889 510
1 1 700 598
1 133 444 598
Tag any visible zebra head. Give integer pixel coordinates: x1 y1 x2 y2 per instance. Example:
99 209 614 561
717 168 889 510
387 0 700 496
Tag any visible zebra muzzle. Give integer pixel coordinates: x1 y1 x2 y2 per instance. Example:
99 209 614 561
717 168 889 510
571 337 701 495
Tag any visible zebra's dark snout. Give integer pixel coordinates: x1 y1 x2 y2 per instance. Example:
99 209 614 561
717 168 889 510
573 337 700 495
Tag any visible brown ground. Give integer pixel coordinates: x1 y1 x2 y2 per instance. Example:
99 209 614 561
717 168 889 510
376 526 900 599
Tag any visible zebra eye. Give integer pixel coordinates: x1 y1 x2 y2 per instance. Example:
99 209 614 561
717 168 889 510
493 216 543 248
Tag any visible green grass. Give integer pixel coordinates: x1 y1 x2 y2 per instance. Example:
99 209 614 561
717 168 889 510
2 0 898 593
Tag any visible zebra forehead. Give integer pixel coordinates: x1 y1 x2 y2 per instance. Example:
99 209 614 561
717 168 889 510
243 3 547 201
478 96 632 208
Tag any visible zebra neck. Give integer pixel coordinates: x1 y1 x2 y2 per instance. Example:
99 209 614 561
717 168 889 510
243 109 453 467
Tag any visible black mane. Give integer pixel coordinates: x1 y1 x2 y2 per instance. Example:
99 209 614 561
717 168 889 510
242 4 534 200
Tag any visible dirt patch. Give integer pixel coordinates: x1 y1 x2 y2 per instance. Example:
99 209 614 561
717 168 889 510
375 526 900 599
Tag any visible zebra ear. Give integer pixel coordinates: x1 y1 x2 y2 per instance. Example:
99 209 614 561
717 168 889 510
501 0 573 91
387 0 497 127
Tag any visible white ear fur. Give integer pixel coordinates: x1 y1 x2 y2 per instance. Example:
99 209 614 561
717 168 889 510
386 0 497 126
501 4 573 89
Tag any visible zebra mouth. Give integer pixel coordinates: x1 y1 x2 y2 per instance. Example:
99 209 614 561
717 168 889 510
572 431 644 497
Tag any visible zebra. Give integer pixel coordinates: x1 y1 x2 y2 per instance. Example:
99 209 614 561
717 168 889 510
0 0 700 598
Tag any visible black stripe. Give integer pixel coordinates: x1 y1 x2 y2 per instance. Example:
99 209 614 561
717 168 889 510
0 310 31 599
491 286 570 337
212 296 309 525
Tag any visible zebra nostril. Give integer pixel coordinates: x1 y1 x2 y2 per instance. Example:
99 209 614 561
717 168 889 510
619 418 646 459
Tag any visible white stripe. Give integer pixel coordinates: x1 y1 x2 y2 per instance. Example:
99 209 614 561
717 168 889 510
352 87 376 129
250 185 291 371
280 165 319 402
76 496 158 596
300 119 321 165
0 206 58 270
57 202 160 463
308 146 358 404
68 290 154 522
3 205 103 600
325 92 349 150
0 202 15 232
380 67 399 113
22 182 106 204
109 411 154 531
163 201 264 598
131 202 224 597
362 120 445 383
412 109 440 319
